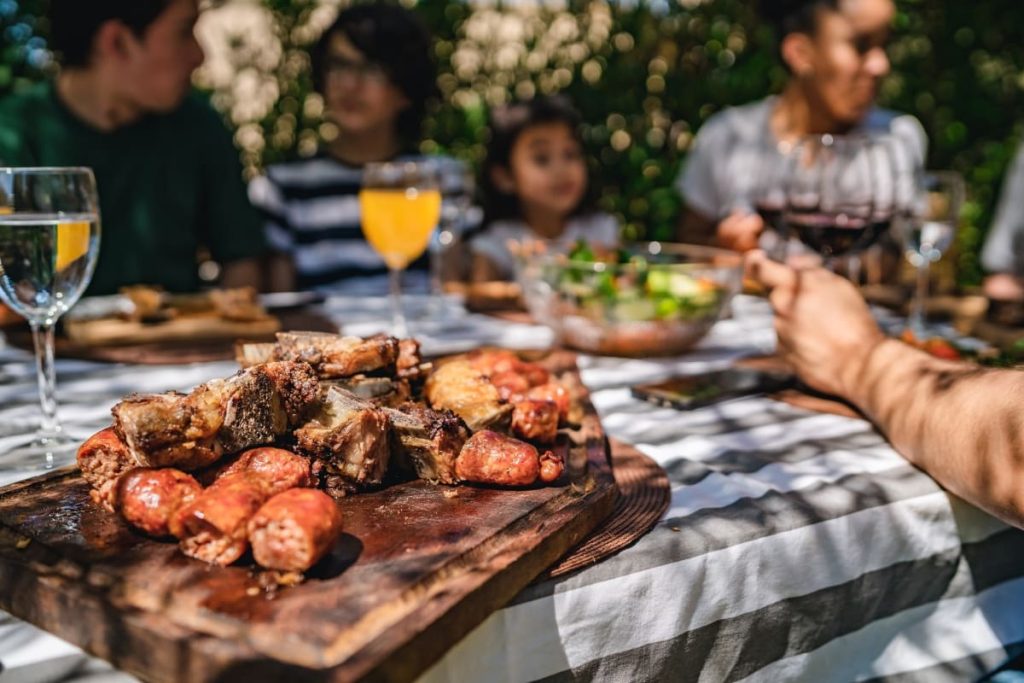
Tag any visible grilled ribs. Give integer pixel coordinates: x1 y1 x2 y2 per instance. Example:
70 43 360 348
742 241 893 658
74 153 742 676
112 361 319 470
294 386 391 497
271 332 399 378
384 403 469 485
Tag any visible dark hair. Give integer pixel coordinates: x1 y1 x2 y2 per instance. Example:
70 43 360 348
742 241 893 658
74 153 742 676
758 0 841 38
480 95 596 225
50 0 171 68
311 3 437 150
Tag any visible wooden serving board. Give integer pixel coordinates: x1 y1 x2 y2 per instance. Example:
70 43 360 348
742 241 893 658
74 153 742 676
63 313 282 347
0 356 616 683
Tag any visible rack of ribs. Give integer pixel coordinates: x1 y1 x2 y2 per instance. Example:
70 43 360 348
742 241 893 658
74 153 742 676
383 403 470 485
323 376 412 408
424 360 513 433
268 332 399 378
294 386 391 497
111 361 319 470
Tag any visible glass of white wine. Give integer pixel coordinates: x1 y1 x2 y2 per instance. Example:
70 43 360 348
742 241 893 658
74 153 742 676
0 168 101 469
360 161 442 337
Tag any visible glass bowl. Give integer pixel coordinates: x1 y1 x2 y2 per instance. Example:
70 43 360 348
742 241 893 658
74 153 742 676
517 242 742 357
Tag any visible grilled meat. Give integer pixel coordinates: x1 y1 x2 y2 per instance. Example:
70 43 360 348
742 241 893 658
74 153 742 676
468 350 550 388
271 332 399 378
235 342 275 368
294 386 391 496
210 447 313 495
247 488 343 572
511 400 559 443
526 382 571 423
172 473 269 565
112 362 319 470
384 403 469 485
116 468 201 537
397 338 428 380
424 360 512 433
77 427 135 512
324 376 412 408
208 287 268 322
455 430 564 486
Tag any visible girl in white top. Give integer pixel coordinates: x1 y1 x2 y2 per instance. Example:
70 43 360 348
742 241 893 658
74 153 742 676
471 96 619 281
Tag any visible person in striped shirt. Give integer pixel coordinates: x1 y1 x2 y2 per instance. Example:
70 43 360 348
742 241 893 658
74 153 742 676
248 3 471 294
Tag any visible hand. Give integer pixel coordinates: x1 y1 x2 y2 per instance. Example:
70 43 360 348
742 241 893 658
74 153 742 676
984 273 1024 302
744 250 885 398
717 211 764 252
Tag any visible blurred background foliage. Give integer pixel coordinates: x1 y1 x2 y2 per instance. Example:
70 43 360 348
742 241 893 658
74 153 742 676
4 0 1024 285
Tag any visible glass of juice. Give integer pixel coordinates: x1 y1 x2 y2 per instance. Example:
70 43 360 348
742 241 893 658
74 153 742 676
360 161 442 337
0 167 101 469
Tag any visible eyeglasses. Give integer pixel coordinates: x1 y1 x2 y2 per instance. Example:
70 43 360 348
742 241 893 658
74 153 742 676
323 56 389 85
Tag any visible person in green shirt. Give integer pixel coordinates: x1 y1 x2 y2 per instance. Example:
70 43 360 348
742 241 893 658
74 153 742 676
0 0 266 295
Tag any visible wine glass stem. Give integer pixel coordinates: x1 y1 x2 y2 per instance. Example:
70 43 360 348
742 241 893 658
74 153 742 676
31 320 61 467
389 266 408 338
909 261 930 334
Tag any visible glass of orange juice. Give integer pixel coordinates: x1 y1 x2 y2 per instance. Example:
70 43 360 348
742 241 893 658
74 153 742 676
360 161 442 337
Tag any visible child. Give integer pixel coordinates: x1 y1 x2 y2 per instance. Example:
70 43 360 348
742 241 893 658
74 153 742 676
471 96 620 281
248 3 474 293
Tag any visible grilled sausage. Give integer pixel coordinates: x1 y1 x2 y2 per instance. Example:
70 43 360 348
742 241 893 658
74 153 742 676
77 427 135 512
171 473 268 565
455 430 564 487
511 400 559 443
210 447 312 495
538 449 565 483
526 383 571 423
247 489 343 572
116 468 201 537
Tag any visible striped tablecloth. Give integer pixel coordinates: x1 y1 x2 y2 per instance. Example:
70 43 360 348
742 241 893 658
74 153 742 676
1 295 1022 683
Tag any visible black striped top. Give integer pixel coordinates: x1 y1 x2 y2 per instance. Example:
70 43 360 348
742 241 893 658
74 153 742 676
248 154 474 292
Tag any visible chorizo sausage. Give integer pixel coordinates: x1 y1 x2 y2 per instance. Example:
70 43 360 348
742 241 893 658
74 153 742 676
116 468 201 537
210 447 312 494
77 427 134 512
171 473 268 566
247 489 343 572
526 383 571 423
455 430 546 487
511 400 559 443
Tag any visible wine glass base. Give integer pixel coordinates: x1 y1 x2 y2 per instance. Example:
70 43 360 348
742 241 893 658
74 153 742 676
1 431 79 473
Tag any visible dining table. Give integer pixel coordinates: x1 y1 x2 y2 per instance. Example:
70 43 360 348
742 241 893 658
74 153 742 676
0 293 1023 683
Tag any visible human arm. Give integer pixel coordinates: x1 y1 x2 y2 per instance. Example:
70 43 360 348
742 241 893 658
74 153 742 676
219 258 263 290
470 251 504 283
746 250 1024 528
263 252 297 292
247 173 297 292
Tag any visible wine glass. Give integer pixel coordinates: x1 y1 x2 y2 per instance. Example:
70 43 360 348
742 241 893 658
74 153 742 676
784 134 896 270
359 161 442 337
0 168 101 469
897 171 965 335
429 160 475 317
728 140 792 261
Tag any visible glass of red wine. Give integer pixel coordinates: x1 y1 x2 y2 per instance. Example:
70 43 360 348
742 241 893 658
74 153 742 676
724 140 793 261
784 134 896 271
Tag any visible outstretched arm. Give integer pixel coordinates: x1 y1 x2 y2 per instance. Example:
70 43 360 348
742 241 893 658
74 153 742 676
746 251 1024 528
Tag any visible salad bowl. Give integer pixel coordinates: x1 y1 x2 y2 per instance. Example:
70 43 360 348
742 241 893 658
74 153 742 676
517 241 743 357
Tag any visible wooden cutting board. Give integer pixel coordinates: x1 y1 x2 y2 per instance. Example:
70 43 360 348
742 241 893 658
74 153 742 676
0 356 616 683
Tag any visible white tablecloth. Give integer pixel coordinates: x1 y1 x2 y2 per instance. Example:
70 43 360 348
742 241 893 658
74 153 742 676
1 296 1021 683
